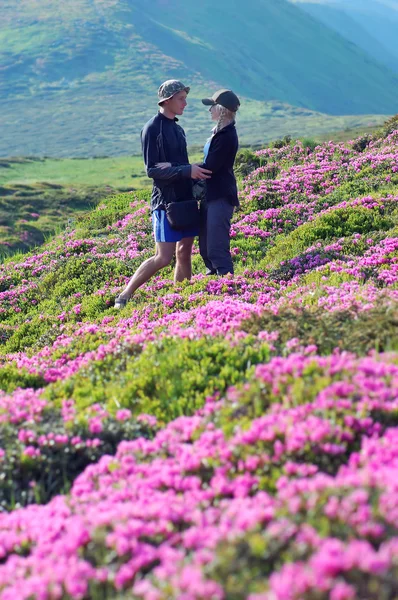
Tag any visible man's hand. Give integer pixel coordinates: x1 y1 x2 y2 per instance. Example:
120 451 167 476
191 164 212 180
155 162 172 169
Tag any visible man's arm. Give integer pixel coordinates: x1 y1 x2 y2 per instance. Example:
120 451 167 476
156 161 212 180
141 126 191 182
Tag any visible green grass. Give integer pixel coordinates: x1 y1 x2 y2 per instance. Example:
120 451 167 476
0 153 203 189
0 156 149 189
313 124 382 144
0 183 113 258
1 94 386 158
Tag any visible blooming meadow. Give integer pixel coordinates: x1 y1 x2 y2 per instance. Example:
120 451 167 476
0 124 397 599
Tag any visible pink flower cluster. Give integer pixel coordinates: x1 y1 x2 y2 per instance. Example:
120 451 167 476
0 392 145 464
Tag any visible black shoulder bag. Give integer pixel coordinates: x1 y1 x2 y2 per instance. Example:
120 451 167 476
159 121 200 231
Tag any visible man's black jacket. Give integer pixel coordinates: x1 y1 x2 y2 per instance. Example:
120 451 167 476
201 122 239 206
141 112 192 212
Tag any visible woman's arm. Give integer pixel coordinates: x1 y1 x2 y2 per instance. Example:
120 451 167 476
201 134 229 174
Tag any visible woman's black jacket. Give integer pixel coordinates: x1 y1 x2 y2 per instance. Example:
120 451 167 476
201 122 239 206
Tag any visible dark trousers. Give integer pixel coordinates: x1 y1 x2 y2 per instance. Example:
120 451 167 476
199 198 234 275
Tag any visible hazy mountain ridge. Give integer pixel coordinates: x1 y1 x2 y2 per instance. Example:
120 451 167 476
290 0 398 71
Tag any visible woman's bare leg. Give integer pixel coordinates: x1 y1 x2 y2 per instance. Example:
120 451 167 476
174 237 194 282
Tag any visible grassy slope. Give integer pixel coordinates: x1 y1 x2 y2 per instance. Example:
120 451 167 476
0 155 145 256
0 126 397 442
0 125 382 188
0 151 204 256
0 181 113 256
0 156 151 189
1 96 385 158
1 129 398 375
0 0 396 156
134 0 398 113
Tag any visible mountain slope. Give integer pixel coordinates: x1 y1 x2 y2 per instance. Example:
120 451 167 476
294 2 398 73
291 0 398 71
128 0 398 114
1 0 397 156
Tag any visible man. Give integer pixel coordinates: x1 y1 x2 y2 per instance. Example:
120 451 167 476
114 80 211 308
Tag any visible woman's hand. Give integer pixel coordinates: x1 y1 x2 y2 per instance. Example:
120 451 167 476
155 162 172 169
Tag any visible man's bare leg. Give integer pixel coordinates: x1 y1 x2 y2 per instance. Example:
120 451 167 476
174 237 194 283
118 242 176 300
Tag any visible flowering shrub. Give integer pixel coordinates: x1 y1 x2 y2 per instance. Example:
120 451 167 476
0 128 397 597
241 298 398 355
0 390 154 509
262 201 396 271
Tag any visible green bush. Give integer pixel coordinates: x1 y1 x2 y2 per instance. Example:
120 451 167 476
234 149 264 178
45 335 271 422
207 518 398 600
352 134 372 153
0 364 45 392
76 191 151 232
379 114 398 138
0 317 60 354
300 137 318 152
270 135 292 149
207 529 297 599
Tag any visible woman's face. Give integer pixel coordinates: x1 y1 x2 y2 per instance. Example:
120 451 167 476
209 104 220 121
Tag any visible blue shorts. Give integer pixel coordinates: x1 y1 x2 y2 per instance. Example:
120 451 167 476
152 209 199 242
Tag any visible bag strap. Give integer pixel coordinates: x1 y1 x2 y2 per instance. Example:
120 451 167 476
158 119 167 162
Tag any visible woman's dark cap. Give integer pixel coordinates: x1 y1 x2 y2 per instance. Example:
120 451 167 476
202 89 240 112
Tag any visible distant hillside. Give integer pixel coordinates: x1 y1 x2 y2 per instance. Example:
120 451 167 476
1 0 397 156
291 0 398 72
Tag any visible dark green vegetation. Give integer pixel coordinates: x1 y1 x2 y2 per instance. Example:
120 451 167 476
1 0 395 156
0 178 113 256
44 336 271 422
0 408 154 510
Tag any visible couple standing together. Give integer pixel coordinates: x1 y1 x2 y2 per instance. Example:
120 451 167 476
115 79 240 309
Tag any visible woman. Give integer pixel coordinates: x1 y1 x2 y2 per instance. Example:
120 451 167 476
199 89 240 275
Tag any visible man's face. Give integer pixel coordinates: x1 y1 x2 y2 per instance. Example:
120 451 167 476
165 91 188 115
